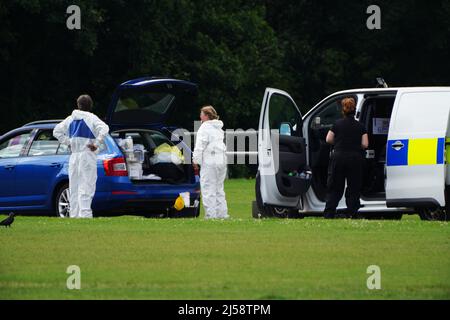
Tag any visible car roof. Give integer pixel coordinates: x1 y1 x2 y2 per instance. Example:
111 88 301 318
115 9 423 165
21 120 63 128
23 123 59 130
0 121 61 139
119 77 197 88
332 86 450 95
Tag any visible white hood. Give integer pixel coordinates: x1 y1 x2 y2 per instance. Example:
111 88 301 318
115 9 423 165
71 109 91 120
203 119 224 129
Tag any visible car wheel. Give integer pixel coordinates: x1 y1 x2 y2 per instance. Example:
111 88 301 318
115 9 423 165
418 208 449 221
55 183 70 218
269 206 304 219
254 172 272 218
254 172 304 219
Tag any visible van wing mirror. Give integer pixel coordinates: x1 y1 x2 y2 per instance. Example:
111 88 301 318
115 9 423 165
279 122 292 136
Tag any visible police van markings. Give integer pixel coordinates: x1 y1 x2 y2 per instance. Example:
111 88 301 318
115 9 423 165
386 137 445 166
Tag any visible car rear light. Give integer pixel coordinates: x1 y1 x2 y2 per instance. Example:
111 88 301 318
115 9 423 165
111 191 137 195
103 157 128 176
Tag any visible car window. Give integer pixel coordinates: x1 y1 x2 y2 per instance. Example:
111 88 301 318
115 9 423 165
0 131 32 158
148 132 172 147
112 131 174 152
112 89 177 126
28 130 59 156
57 143 71 155
112 132 144 146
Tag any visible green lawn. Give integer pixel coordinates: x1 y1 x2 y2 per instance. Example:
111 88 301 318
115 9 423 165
0 179 449 299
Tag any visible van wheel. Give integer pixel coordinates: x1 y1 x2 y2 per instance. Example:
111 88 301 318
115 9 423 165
254 172 304 219
418 208 449 221
55 183 70 218
255 172 275 218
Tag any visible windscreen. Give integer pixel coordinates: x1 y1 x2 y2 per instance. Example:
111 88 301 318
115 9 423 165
110 82 198 128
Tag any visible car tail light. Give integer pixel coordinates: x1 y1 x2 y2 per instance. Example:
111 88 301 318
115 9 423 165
111 191 137 195
103 157 128 176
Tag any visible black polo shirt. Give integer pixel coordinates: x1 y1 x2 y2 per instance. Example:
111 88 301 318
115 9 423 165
330 117 367 153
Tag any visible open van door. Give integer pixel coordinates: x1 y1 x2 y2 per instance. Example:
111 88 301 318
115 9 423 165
255 88 311 217
386 88 450 210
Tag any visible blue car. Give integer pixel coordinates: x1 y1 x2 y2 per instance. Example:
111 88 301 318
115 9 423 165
0 78 201 217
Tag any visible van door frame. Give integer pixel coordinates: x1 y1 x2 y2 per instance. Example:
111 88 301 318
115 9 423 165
257 88 307 210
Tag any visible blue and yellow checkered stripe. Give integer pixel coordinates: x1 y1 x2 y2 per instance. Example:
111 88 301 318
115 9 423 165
386 137 445 166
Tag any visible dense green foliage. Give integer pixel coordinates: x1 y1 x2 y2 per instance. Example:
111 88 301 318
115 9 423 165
1 0 449 133
1 179 449 299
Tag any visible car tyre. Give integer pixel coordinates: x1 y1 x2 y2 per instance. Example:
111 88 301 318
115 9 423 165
254 172 304 219
417 187 449 221
418 208 449 221
55 183 70 218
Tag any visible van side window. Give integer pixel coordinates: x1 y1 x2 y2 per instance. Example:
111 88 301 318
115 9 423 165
268 93 302 136
310 99 344 130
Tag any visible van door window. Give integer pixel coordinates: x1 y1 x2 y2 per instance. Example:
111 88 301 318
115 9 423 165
268 93 302 136
310 100 343 131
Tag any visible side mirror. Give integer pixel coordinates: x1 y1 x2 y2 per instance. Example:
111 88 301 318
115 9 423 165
279 122 292 136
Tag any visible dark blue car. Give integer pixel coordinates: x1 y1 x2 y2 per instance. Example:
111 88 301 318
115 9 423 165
0 78 201 217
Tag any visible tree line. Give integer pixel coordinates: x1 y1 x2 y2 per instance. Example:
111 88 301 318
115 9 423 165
1 0 449 134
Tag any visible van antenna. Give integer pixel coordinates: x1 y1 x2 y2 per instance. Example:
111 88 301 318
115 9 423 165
376 78 388 88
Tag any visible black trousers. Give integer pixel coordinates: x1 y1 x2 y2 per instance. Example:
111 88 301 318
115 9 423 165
324 151 363 217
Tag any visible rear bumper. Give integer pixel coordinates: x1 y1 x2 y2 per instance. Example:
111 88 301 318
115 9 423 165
92 179 201 213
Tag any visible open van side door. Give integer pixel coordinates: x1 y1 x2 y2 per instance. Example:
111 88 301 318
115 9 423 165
257 88 310 211
386 88 450 208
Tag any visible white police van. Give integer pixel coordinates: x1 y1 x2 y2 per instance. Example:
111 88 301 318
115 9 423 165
255 85 450 221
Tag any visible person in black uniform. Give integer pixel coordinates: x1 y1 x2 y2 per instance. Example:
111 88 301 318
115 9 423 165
324 97 369 219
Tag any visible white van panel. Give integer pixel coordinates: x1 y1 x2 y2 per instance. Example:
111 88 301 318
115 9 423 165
394 92 450 134
386 89 450 208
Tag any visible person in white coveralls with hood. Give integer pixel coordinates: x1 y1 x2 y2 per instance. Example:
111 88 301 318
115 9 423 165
53 94 109 218
193 105 229 219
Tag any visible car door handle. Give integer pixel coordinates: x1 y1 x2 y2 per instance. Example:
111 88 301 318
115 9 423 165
391 141 404 150
4 165 15 170
50 162 62 168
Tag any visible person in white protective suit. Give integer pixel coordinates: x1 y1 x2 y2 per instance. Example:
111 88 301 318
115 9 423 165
53 94 109 218
193 105 229 219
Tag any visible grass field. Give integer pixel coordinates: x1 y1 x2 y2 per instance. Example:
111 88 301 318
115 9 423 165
0 179 449 299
